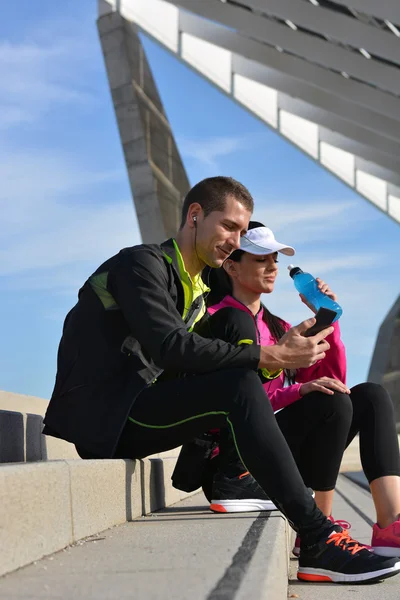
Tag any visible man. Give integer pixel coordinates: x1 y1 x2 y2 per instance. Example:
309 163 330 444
44 176 400 583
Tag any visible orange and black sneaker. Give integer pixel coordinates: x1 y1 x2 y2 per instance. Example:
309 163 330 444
298 525 400 584
209 471 278 513
293 516 352 557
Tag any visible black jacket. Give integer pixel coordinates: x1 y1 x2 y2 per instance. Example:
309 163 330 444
43 239 260 457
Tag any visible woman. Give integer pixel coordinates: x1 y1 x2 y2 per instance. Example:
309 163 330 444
200 221 400 557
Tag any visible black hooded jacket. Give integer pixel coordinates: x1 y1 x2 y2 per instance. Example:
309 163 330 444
43 239 260 457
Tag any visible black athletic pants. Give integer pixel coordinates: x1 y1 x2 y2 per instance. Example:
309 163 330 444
276 383 400 491
116 367 335 543
196 306 400 493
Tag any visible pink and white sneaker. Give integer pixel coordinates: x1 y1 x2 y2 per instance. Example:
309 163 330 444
292 516 352 558
371 518 400 557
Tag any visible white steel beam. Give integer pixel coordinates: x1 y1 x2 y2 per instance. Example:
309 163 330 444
318 128 400 186
172 0 400 95
178 10 400 125
331 0 400 25
238 0 400 65
97 0 399 224
232 56 400 145
278 95 400 178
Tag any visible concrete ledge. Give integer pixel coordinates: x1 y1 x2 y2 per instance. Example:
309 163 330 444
0 392 179 463
0 461 73 577
68 459 142 540
0 456 196 577
140 456 193 514
0 409 79 462
0 390 48 416
0 391 192 578
237 514 289 600
0 493 291 599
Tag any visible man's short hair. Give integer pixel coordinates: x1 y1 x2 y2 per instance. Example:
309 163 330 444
180 176 254 228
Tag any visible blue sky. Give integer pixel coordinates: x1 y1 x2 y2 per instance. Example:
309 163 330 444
0 1 399 399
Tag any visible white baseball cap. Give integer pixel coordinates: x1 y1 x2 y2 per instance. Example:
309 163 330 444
240 226 295 256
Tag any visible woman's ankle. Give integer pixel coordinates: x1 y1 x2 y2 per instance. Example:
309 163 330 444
377 513 400 529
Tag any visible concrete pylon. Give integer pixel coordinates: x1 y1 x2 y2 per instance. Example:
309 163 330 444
97 9 190 242
368 295 400 427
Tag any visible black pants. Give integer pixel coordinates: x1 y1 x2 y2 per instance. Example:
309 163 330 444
200 307 400 493
276 383 400 491
116 368 331 542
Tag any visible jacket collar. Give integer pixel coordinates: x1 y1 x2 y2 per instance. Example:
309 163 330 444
213 295 263 323
160 238 210 291
160 238 180 274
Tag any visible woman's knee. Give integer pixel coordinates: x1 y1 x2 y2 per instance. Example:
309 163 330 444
306 390 353 423
351 382 394 414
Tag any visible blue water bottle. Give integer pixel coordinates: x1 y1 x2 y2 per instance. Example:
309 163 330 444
288 265 343 322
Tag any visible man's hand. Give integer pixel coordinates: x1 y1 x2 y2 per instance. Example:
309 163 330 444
258 318 334 371
300 377 350 397
300 278 338 314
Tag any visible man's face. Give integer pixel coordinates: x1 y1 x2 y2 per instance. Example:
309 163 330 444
195 196 251 268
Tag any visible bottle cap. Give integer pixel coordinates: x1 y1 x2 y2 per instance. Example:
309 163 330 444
288 265 302 278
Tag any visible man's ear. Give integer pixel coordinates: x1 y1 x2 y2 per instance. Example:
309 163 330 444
187 203 203 228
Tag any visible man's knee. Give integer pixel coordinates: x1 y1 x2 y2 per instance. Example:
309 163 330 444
208 308 258 345
223 368 268 412
224 367 262 391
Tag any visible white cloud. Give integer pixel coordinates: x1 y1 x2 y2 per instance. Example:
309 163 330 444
0 200 141 277
0 25 136 291
178 134 252 167
0 148 141 286
0 36 96 130
256 199 357 230
299 254 383 275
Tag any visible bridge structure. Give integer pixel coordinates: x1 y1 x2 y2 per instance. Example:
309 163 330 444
96 0 399 415
98 0 400 242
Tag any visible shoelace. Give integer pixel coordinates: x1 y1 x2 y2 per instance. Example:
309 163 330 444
331 518 352 530
326 530 365 555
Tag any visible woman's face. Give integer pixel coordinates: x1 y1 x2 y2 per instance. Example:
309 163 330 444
226 252 279 295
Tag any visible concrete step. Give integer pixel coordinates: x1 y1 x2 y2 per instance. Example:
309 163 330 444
0 391 180 463
0 456 196 577
0 409 80 462
0 390 190 577
0 493 290 600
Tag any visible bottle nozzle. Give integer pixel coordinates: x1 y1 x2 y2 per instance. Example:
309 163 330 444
288 265 302 278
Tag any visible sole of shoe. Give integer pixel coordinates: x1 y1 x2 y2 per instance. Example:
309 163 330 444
372 546 400 557
210 499 278 513
297 561 400 583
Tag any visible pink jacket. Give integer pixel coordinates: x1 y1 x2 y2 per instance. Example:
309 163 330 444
208 295 346 413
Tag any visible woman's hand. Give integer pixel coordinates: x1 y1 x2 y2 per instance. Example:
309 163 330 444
299 377 350 397
300 278 338 314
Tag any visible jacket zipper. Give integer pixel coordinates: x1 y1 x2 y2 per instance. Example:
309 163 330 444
253 312 261 344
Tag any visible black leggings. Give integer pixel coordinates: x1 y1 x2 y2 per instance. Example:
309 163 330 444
116 368 332 542
202 306 400 492
276 383 400 491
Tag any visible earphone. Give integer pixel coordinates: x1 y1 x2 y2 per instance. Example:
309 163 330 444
193 216 197 226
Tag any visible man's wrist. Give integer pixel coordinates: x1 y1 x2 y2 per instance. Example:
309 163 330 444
259 345 285 371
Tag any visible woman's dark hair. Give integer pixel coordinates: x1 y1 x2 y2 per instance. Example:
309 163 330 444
204 220 295 382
